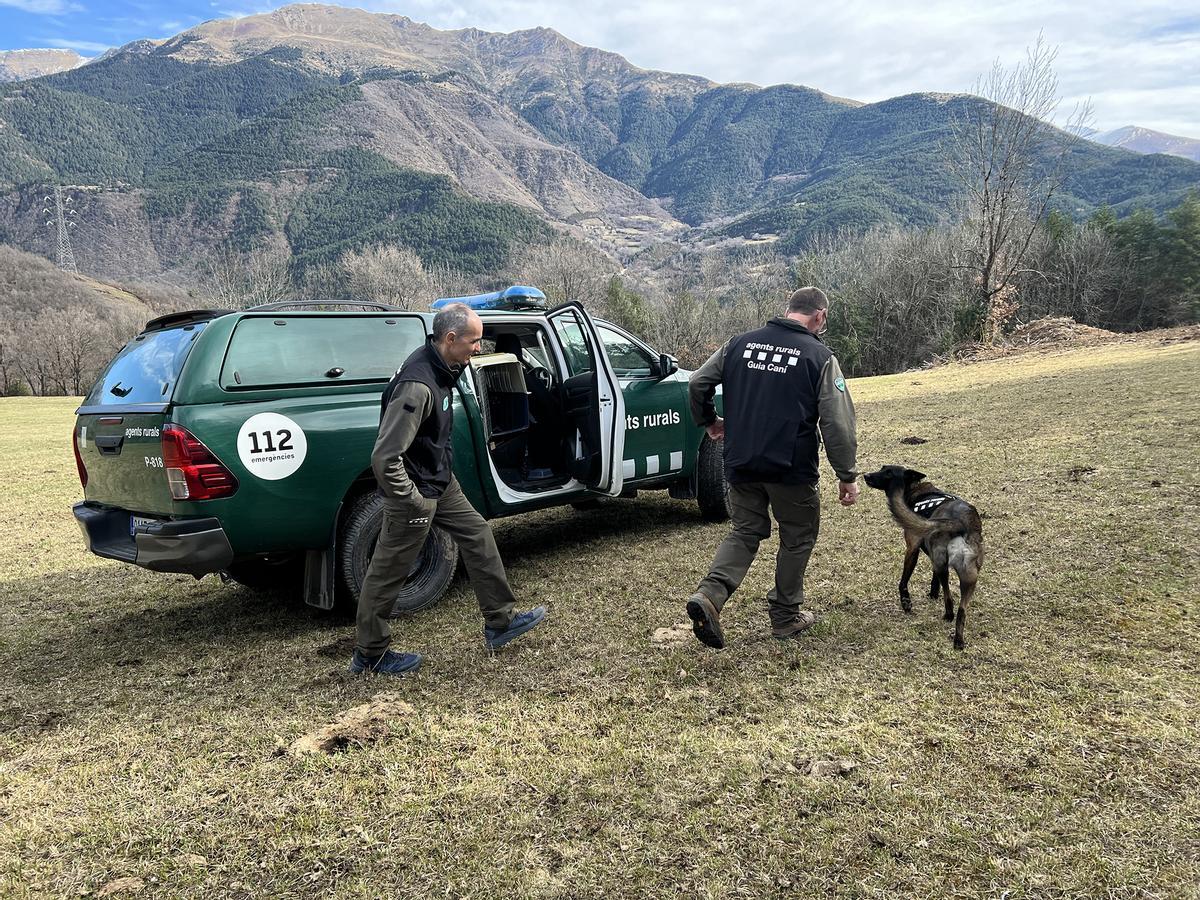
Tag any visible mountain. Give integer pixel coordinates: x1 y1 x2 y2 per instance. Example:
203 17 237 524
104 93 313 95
0 4 1197 283
0 49 88 82
1090 126 1200 162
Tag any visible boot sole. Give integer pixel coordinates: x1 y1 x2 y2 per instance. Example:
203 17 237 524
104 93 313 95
686 596 725 649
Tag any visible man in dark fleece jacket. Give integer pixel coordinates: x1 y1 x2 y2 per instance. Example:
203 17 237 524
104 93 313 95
350 303 546 676
685 287 859 649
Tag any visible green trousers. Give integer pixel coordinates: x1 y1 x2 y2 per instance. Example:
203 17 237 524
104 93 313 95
356 476 516 656
696 481 821 630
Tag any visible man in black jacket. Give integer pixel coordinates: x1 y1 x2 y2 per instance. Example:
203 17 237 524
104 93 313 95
350 303 546 675
685 287 859 648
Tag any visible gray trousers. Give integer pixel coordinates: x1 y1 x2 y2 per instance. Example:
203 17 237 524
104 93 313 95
696 481 821 630
356 476 516 656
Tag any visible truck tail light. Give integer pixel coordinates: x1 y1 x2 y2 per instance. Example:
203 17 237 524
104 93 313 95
72 428 88 488
161 424 238 500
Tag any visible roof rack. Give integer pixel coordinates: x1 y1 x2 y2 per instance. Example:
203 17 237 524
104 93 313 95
244 300 410 312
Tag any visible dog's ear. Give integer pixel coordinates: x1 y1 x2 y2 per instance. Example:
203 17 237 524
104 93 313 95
905 469 926 483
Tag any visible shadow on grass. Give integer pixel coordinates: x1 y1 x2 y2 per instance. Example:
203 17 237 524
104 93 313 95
4 496 710 688
490 495 706 562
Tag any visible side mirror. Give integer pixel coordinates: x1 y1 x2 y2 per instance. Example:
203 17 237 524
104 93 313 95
654 353 679 380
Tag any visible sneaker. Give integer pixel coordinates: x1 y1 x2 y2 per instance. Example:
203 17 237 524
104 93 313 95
772 611 821 641
484 606 547 650
685 592 725 649
348 648 423 675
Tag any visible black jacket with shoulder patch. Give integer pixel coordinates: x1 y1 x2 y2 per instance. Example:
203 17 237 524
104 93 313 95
380 339 462 499
720 318 833 485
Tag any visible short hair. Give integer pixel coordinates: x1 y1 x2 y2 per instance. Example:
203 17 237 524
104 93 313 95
787 286 829 315
432 303 472 341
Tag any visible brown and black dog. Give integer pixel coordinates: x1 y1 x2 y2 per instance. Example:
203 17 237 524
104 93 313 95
863 466 984 650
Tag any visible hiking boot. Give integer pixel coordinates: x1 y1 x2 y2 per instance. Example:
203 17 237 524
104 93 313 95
484 606 547 650
772 611 821 641
348 648 423 676
685 592 725 649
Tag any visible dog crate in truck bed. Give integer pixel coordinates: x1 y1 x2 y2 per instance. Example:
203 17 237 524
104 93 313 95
471 353 529 442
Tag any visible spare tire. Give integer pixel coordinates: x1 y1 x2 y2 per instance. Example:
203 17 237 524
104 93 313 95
339 492 459 615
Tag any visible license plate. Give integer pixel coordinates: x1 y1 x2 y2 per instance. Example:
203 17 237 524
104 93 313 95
130 515 159 536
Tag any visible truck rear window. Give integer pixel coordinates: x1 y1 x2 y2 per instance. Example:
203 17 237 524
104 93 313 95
85 324 206 406
220 315 426 389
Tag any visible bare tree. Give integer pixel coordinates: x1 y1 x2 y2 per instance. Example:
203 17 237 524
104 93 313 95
14 313 56 396
199 246 292 309
793 225 971 375
647 283 722 369
296 262 348 305
1021 222 1130 325
950 36 1091 342
509 235 616 306
726 248 792 333
49 306 102 395
341 244 434 310
0 323 16 395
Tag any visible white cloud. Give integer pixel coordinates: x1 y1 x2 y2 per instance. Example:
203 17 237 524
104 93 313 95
0 0 83 13
43 37 110 52
339 0 1200 136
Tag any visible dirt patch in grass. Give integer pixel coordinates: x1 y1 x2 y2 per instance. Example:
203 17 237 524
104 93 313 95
288 694 414 756
650 621 693 646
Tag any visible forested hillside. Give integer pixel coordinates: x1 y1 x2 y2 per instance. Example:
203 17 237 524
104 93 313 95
1 3 1196 282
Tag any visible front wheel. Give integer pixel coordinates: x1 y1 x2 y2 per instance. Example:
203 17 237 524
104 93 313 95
696 437 730 521
339 492 459 615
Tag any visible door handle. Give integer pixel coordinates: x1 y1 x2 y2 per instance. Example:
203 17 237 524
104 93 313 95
94 435 124 456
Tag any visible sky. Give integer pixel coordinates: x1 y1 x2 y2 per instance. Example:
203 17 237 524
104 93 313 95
2 0 1198 137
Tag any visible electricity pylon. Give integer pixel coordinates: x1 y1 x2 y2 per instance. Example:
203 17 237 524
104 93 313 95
42 186 78 274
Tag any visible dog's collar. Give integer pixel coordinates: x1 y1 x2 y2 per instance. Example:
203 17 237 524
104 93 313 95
910 494 956 517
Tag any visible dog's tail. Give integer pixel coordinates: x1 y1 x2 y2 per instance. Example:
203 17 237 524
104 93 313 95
885 487 952 537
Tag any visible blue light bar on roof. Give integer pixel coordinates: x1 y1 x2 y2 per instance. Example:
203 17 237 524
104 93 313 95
431 285 548 311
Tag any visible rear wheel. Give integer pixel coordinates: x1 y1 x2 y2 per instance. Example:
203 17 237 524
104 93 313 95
696 437 730 521
339 492 459 615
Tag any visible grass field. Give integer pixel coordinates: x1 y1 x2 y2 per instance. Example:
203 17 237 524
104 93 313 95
1 337 1198 898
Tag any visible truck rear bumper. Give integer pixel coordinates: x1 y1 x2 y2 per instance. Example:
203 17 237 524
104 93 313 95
73 502 234 576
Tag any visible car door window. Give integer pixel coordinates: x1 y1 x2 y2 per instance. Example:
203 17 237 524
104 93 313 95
551 315 595 377
596 324 655 378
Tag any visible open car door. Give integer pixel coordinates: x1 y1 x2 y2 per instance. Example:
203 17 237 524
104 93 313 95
547 302 627 496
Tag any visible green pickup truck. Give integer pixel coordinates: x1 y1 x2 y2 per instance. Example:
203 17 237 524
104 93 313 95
72 290 728 613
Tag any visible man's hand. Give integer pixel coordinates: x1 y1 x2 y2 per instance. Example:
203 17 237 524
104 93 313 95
838 480 859 506
705 418 725 441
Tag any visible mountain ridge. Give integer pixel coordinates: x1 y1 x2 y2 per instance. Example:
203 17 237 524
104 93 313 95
1 3 1197 283
0 48 89 82
1090 126 1200 162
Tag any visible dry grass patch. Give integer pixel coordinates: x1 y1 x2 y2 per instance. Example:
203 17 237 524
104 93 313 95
1 337 1198 897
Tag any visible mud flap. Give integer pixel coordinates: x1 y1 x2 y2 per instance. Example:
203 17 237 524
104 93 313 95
303 503 340 610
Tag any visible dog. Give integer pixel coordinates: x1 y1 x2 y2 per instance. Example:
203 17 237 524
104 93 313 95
863 466 984 650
